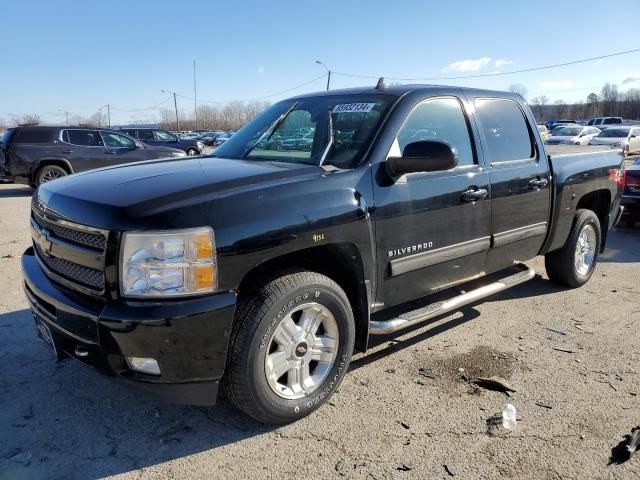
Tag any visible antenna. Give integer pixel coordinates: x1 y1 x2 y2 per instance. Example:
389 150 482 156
375 77 385 90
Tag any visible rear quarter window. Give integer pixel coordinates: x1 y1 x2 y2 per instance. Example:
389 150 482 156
474 98 534 163
11 128 53 144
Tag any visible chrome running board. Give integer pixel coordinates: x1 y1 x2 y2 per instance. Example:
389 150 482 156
369 264 535 335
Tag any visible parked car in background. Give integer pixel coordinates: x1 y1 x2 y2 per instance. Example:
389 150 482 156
213 134 232 146
620 159 640 227
589 126 640 156
546 125 601 145
545 119 576 131
587 117 623 127
537 125 549 141
200 131 228 146
0 126 186 187
118 128 205 156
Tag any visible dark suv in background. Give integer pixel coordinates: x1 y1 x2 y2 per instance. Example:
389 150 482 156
1 126 186 187
118 128 205 156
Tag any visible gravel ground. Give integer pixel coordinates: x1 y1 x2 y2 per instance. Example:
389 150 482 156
0 183 638 480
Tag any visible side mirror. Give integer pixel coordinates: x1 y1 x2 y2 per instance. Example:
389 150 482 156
134 141 144 149
387 140 458 176
630 134 637 139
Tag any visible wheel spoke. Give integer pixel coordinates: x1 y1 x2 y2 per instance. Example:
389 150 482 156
311 335 336 362
266 350 290 381
287 364 305 395
300 307 323 336
273 317 298 347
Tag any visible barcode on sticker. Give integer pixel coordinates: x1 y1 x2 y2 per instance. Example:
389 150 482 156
332 103 376 114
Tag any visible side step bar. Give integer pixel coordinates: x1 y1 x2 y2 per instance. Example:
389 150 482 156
369 264 535 335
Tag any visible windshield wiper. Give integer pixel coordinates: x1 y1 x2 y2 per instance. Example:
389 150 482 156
318 107 335 166
242 102 298 158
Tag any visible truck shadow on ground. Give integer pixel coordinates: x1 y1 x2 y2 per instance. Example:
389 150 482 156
599 227 640 263
0 308 274 480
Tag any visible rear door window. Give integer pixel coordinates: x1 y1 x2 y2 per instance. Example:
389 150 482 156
137 130 155 141
474 98 534 163
63 130 104 146
11 128 53 144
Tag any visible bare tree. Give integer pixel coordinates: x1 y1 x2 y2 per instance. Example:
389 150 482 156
600 83 619 116
508 83 528 100
10 114 40 126
553 99 567 119
530 96 549 122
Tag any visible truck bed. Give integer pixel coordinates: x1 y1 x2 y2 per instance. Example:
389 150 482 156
545 144 619 158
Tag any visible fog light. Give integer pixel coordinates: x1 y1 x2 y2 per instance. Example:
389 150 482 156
126 356 161 375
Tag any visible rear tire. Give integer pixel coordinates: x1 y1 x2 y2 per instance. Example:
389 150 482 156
224 270 354 424
36 165 67 186
545 209 601 288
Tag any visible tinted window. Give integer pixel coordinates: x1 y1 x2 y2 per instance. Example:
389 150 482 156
121 129 138 138
12 128 53 144
153 130 177 141
474 98 533 162
101 132 135 148
137 130 155 141
64 130 104 146
396 97 474 167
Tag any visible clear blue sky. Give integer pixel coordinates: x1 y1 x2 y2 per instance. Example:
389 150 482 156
1 0 639 124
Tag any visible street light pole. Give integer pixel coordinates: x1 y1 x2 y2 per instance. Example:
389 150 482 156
162 90 180 131
315 60 331 90
193 60 197 130
58 110 69 125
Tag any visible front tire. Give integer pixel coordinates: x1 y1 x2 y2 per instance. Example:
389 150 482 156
545 209 601 288
225 270 355 424
186 148 199 156
36 165 67 186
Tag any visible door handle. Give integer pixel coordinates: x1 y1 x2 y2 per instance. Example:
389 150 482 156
461 187 488 203
529 177 549 190
61 149 73 154
104 150 117 154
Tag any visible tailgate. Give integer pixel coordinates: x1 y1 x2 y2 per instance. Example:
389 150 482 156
625 169 640 195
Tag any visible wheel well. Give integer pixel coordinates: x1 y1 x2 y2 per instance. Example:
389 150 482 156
576 189 611 252
33 160 72 181
237 243 370 353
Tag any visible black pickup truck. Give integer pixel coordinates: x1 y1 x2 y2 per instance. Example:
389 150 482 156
22 84 624 423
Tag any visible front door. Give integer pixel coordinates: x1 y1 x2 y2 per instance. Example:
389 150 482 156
373 95 491 309
99 131 147 166
468 96 551 274
57 129 108 172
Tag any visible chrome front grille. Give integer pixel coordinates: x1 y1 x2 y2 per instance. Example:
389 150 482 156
31 199 108 294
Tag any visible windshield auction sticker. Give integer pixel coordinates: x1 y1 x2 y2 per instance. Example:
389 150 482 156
332 103 376 113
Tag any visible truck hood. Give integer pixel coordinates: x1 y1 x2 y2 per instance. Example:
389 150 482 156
36 156 320 228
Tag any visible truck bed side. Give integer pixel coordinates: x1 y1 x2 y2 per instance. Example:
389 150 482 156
541 147 623 254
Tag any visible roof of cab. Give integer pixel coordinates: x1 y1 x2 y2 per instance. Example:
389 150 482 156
288 84 524 101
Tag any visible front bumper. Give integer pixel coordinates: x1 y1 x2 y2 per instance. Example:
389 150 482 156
22 246 237 405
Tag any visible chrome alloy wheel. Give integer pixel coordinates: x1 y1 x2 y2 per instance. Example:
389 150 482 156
42 169 64 183
264 302 339 400
574 224 596 276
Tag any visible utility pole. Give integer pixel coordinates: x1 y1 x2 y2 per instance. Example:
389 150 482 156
193 60 197 130
99 104 111 129
58 109 69 125
162 90 180 131
315 60 331 90
107 104 111 129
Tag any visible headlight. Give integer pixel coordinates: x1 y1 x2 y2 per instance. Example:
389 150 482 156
197 141 205 150
120 227 216 298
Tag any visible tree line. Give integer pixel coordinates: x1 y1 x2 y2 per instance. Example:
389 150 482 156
3 82 640 132
509 82 640 123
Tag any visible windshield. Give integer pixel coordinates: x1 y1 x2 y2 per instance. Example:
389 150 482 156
552 127 582 137
212 94 395 168
597 129 629 138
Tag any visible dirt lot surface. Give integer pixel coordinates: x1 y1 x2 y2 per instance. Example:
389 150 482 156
0 182 638 480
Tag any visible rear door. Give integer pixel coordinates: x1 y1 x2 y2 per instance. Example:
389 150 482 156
373 93 492 308
468 96 551 274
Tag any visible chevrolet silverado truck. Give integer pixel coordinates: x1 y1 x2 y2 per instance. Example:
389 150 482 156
22 84 624 424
